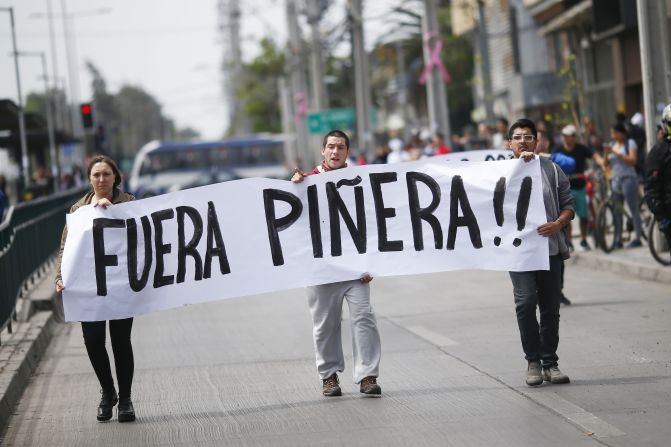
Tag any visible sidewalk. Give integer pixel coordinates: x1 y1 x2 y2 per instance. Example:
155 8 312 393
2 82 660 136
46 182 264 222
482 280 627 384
567 236 671 284
0 262 62 435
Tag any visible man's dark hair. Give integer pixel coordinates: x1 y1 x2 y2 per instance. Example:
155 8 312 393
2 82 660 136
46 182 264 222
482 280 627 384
497 117 509 127
323 129 350 148
508 118 537 139
435 132 445 140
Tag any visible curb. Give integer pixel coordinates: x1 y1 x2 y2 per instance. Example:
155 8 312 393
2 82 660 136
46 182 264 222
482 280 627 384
568 250 671 284
0 310 60 436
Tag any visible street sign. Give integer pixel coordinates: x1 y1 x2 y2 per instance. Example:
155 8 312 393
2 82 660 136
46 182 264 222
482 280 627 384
307 107 377 135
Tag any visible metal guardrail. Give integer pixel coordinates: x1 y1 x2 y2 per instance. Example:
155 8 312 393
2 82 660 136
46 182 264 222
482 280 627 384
0 187 88 338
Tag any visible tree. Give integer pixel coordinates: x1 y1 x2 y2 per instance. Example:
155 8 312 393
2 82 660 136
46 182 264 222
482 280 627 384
84 61 200 162
234 38 285 135
368 0 475 135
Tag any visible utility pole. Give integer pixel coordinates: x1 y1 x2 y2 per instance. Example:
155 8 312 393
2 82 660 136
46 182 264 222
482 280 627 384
422 0 451 139
286 0 311 166
307 0 328 112
349 0 374 157
476 0 495 126
218 0 250 136
278 77 298 167
46 0 62 131
396 40 410 141
1 7 30 189
20 52 60 190
637 0 671 145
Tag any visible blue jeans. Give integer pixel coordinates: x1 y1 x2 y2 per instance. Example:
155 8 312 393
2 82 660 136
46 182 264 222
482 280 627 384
509 255 562 368
612 176 642 243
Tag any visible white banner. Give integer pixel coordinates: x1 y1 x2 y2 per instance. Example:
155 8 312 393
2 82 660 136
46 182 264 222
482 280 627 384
441 149 512 162
62 157 548 322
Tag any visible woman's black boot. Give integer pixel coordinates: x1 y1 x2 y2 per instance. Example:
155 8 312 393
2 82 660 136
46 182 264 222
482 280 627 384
97 389 118 421
118 397 136 422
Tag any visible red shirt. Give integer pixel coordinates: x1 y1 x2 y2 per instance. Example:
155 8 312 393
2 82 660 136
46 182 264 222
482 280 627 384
435 145 451 155
305 161 348 176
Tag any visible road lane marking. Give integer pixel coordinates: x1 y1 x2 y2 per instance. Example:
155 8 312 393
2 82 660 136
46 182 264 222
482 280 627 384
528 391 626 438
404 325 459 346
385 317 624 441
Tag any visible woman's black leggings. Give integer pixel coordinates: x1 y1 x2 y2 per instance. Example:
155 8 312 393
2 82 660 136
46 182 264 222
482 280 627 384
81 318 134 398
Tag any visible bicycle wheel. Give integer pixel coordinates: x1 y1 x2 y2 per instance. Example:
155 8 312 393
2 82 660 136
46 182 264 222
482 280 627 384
648 220 671 266
639 198 652 242
596 201 616 253
588 198 600 250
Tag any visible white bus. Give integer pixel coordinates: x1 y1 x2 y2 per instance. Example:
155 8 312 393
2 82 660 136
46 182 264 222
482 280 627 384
128 136 289 198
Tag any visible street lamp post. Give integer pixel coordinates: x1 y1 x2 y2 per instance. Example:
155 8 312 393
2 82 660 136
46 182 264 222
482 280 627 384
1 7 31 189
18 51 60 190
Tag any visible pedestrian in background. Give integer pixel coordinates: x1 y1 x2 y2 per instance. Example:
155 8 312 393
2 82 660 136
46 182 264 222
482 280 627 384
604 123 643 248
55 155 137 423
492 117 509 149
507 118 575 386
553 124 602 251
291 130 383 397
386 137 408 164
431 132 452 155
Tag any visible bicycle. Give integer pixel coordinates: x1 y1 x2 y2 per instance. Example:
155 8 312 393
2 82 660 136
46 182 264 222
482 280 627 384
595 186 652 253
648 218 671 266
571 169 607 250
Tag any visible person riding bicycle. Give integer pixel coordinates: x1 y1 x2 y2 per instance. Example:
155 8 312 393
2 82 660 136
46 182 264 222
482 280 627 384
644 104 671 243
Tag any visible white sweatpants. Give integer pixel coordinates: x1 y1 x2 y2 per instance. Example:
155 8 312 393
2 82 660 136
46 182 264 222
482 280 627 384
307 279 381 384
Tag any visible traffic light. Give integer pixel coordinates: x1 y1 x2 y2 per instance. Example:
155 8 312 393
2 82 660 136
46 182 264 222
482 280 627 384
80 103 94 129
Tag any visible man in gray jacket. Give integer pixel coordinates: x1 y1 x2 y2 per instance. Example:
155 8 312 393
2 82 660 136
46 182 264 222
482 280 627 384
507 118 575 386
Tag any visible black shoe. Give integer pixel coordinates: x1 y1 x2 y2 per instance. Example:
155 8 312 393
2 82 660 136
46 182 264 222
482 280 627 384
118 397 136 422
359 376 382 396
322 374 342 397
97 389 118 422
560 295 572 306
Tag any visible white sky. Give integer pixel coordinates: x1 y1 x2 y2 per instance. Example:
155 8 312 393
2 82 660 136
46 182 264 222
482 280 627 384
0 0 419 143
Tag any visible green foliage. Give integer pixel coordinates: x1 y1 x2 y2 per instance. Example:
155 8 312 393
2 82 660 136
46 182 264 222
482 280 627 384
544 53 584 136
235 38 285 134
24 92 46 116
367 1 474 135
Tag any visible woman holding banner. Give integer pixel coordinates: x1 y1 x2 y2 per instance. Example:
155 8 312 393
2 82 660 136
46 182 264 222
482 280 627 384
507 119 575 387
55 155 136 423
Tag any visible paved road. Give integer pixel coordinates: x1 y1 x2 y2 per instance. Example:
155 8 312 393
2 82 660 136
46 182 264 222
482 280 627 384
3 264 670 446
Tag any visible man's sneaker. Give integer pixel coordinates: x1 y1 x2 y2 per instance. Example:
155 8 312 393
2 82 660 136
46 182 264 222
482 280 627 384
359 376 382 395
560 294 572 306
526 361 543 386
322 374 342 396
542 365 570 384
627 239 642 248
579 239 591 251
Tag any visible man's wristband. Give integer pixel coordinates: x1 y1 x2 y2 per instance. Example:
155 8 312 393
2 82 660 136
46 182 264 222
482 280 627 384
556 217 566 227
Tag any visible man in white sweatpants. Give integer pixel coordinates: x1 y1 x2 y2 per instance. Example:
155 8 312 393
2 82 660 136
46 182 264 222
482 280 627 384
292 129 382 397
